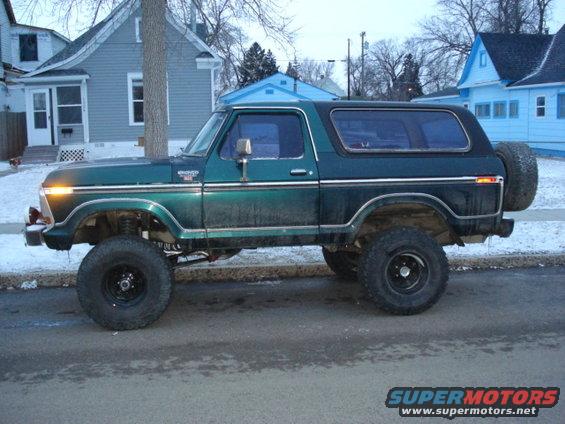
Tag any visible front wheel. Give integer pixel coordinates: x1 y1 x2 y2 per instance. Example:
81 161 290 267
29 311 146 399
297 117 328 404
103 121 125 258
358 227 448 315
77 235 174 330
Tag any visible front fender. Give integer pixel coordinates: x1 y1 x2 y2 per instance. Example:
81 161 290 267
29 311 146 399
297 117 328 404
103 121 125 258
43 198 202 250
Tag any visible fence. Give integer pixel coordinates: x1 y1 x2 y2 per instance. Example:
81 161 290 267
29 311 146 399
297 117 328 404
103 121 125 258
0 112 27 160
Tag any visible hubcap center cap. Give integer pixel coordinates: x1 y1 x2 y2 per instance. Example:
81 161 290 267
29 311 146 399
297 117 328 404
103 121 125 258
399 266 411 278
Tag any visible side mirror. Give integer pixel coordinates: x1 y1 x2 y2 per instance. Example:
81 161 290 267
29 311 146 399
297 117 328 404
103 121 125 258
236 138 252 157
235 138 252 182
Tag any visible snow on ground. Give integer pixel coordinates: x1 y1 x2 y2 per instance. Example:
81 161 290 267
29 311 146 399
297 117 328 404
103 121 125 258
530 158 565 209
0 162 13 173
0 164 60 223
1 221 563 275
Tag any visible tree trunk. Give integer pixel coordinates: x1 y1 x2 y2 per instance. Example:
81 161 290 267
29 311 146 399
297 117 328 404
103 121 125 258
142 0 168 159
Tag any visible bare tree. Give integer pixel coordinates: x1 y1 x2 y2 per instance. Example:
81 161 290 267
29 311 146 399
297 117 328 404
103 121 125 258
418 0 555 89
142 0 168 158
297 59 335 84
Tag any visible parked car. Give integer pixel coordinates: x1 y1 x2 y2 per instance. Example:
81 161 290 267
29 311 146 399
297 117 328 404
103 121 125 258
24 101 538 330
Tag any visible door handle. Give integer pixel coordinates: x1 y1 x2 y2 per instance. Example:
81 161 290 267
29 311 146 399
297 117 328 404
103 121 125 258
290 169 308 176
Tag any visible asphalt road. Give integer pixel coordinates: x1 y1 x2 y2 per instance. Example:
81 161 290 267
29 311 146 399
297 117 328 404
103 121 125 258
1 267 564 424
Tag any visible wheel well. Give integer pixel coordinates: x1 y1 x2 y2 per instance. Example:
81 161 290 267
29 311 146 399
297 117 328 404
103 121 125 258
355 203 458 247
73 210 177 247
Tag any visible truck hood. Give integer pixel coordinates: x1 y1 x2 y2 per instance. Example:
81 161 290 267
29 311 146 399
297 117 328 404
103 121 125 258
43 157 200 187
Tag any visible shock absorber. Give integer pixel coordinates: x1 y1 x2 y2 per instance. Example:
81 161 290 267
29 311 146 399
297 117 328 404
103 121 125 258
118 215 138 235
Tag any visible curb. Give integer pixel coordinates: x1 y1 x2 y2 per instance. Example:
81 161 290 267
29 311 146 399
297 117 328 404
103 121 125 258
1 253 564 290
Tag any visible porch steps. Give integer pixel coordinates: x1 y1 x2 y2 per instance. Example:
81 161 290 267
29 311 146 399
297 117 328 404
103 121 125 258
21 146 60 165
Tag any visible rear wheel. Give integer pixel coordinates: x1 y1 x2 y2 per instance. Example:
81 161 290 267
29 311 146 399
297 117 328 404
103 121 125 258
77 235 174 330
322 247 359 280
358 227 448 315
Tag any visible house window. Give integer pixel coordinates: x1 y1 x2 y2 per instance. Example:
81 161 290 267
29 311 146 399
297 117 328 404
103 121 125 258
536 96 545 117
557 94 565 119
19 34 38 62
280 80 287 86
135 17 142 42
493 101 506 118
509 100 519 118
475 103 491 118
57 86 82 124
479 51 487 67
265 89 274 94
127 73 169 126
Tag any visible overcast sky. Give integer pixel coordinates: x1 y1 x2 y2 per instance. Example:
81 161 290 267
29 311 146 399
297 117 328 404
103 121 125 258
14 0 565 87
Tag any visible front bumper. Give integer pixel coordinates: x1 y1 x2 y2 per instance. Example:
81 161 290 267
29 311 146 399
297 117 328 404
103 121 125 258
25 223 46 246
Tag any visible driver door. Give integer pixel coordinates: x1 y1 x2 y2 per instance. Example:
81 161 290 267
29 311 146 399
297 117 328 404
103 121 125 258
203 109 320 248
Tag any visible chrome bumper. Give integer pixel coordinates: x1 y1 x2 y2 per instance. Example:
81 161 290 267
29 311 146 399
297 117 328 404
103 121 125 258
25 224 46 246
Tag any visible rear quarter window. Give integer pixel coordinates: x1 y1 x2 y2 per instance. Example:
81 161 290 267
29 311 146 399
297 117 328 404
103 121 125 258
331 109 469 152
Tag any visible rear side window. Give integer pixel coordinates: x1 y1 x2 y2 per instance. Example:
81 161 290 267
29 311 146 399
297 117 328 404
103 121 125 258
331 109 469 152
220 113 304 160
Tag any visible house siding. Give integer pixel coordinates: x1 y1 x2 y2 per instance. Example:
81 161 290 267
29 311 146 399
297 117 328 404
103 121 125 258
71 7 212 144
10 26 66 72
459 39 500 87
0 4 11 70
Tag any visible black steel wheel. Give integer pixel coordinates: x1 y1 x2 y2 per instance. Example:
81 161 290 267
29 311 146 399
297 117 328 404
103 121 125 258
102 265 147 306
77 235 174 330
385 251 429 294
358 227 448 315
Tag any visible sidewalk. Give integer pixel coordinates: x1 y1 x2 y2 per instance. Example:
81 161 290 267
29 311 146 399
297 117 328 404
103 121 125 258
2 208 564 235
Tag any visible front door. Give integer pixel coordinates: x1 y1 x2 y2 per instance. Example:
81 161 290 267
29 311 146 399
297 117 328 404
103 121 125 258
27 89 52 146
203 109 320 248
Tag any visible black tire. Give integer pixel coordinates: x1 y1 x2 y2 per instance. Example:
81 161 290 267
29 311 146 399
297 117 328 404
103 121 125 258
77 235 174 330
358 227 448 315
495 142 538 211
322 247 359 280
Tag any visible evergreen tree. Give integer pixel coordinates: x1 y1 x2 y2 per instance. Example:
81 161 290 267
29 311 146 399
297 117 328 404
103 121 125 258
285 61 300 79
394 53 423 101
238 42 279 87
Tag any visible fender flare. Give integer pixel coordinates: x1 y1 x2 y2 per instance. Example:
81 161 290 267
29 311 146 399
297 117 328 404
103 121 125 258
53 198 201 240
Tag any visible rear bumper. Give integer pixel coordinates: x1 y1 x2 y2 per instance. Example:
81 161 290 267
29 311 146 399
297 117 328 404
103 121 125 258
25 223 46 246
494 218 514 238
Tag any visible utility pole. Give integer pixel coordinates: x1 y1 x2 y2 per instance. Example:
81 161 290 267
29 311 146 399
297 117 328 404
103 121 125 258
347 38 351 100
360 31 366 99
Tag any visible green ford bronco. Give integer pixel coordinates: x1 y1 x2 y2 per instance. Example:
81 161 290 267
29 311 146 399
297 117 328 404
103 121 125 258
25 101 538 330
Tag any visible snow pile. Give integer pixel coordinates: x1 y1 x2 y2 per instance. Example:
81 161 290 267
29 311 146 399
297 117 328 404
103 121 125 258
0 221 563 276
20 280 38 290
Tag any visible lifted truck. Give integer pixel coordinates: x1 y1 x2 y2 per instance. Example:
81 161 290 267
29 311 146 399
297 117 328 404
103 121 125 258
25 101 538 330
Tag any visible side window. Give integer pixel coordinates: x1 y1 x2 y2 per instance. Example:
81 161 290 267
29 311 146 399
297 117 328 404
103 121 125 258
331 110 468 152
220 114 304 160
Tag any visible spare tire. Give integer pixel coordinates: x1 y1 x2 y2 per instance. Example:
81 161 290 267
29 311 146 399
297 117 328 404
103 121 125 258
495 142 538 211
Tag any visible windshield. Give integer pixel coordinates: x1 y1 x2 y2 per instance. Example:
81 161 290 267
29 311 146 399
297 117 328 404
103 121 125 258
183 112 226 156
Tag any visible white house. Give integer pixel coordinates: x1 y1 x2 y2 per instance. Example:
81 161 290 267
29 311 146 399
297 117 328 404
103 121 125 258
413 25 565 156
0 0 69 112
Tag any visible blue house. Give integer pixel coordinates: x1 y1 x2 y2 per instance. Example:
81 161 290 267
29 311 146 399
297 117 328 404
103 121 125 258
413 25 565 156
219 72 341 105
